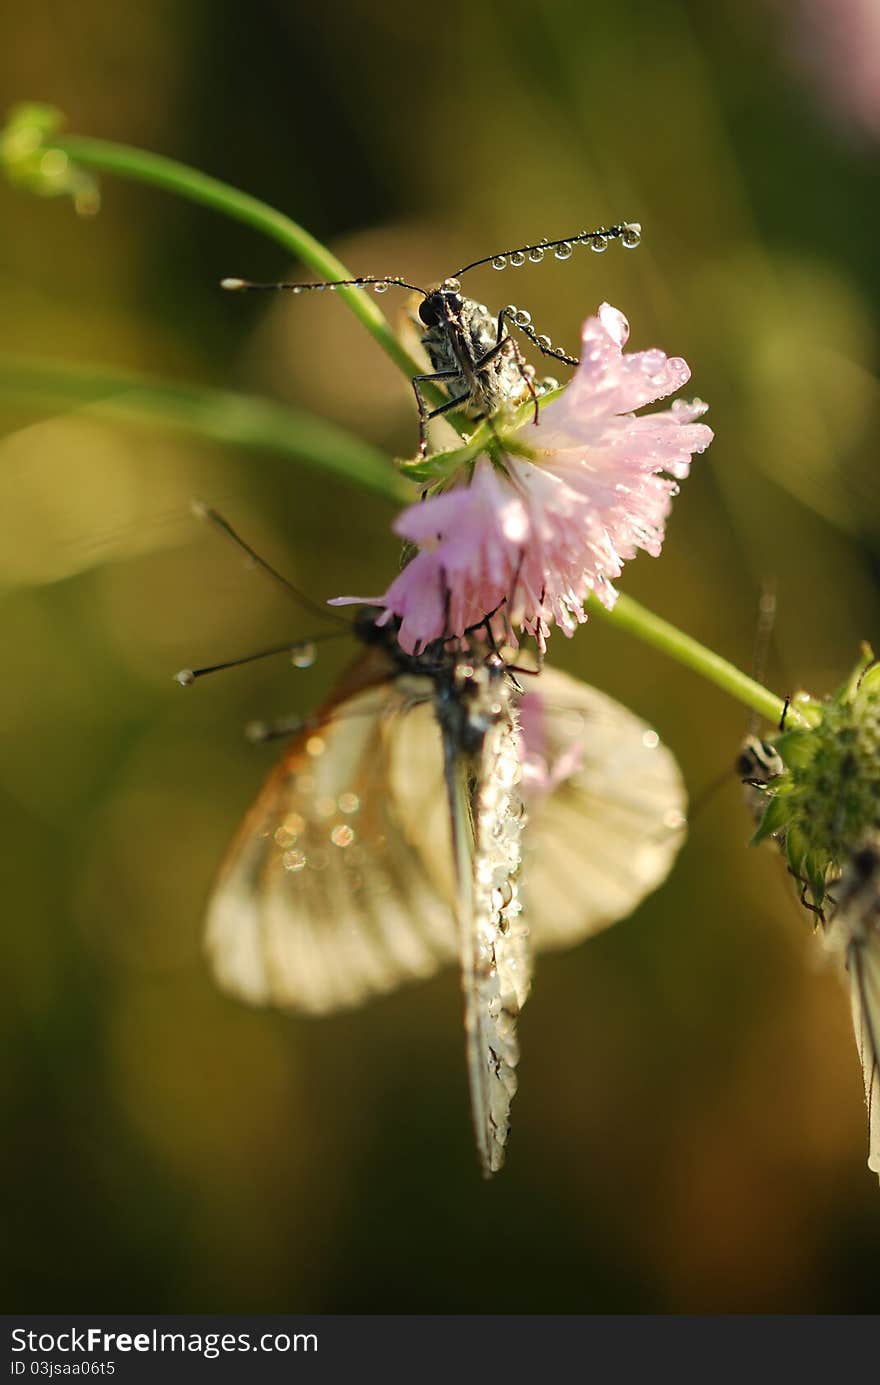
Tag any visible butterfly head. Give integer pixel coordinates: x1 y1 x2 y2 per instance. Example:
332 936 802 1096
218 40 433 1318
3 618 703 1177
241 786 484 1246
736 735 784 787
432 651 509 754
851 842 880 882
352 605 397 645
417 279 466 330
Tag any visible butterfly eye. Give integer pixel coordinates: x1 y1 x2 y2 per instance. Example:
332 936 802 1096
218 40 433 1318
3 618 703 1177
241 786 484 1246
735 749 757 778
418 295 442 327
853 846 879 878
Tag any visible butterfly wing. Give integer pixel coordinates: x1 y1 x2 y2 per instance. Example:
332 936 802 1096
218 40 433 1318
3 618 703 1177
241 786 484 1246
848 932 880 1181
205 674 460 1014
826 846 880 1182
206 659 686 1176
518 666 688 950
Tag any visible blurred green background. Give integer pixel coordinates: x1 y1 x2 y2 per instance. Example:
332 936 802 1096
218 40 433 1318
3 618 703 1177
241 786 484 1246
2 0 879 1314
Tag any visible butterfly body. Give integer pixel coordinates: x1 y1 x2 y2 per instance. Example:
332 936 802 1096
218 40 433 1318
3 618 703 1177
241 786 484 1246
417 286 533 424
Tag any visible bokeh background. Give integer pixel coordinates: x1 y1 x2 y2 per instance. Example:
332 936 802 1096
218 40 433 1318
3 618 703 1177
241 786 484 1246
2 0 879 1314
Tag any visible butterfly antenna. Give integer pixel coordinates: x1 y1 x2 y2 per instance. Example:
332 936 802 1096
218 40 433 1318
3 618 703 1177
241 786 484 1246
174 631 344 687
691 579 784 821
451 222 641 278
748 578 778 735
191 501 351 628
687 765 741 825
221 275 427 298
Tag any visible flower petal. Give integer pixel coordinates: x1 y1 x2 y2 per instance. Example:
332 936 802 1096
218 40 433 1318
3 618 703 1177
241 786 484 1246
338 305 712 653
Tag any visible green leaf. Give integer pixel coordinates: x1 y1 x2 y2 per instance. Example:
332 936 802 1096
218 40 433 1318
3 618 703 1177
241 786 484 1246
750 794 791 846
0 357 409 505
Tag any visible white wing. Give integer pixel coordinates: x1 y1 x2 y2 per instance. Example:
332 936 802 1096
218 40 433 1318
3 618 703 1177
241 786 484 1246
825 844 880 1183
205 678 459 1014
519 666 688 949
848 936 880 1181
206 661 688 1175
207 664 688 1014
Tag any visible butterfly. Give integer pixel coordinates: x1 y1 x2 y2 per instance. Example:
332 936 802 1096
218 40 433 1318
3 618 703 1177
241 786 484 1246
738 731 880 1184
204 607 687 1175
824 841 880 1183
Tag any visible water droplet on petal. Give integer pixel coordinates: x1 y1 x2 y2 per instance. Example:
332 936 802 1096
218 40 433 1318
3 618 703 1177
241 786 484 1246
642 348 666 375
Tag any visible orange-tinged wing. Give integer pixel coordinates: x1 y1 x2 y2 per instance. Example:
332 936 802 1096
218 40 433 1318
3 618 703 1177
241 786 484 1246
205 674 459 1014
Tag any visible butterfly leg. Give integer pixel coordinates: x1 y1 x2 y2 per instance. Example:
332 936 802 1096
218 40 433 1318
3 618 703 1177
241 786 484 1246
505 315 580 371
437 562 453 641
473 311 539 425
411 372 470 459
787 865 827 922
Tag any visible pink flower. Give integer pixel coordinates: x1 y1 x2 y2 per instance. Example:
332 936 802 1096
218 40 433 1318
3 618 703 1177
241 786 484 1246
782 0 880 141
333 304 713 654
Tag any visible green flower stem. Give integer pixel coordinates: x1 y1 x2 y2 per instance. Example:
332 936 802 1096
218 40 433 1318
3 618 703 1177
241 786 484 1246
587 591 817 729
0 358 408 503
49 131 458 419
